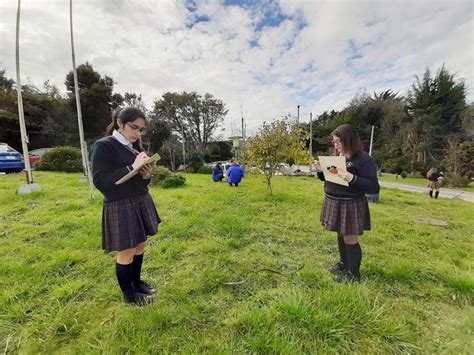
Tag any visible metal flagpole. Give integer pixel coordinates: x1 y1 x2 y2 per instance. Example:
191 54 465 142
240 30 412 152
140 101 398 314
70 0 94 199
16 0 41 194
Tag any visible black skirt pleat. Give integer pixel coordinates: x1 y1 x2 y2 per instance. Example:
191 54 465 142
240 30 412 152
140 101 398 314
320 194 371 236
102 192 160 252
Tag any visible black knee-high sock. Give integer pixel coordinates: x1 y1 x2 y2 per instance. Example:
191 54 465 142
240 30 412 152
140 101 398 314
115 262 134 292
429 190 433 198
337 235 347 268
435 191 439 199
345 243 362 276
132 253 144 283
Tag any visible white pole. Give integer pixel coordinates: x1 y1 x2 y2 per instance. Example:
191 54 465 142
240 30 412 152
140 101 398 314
366 124 379 202
296 105 300 171
15 0 40 194
15 0 32 183
182 125 186 167
309 112 313 172
309 112 313 155
70 0 94 198
369 125 375 156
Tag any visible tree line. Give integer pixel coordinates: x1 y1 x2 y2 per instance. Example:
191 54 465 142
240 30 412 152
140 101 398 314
0 63 231 170
1 63 472 182
303 65 473 184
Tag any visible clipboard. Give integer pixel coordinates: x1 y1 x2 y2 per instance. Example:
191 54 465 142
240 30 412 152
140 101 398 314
115 153 161 185
318 155 349 186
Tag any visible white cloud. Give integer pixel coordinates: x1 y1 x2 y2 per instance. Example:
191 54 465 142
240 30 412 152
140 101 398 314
0 0 472 137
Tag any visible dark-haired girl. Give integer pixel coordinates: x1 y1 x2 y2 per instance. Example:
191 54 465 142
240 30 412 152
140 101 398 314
91 106 160 305
313 124 379 282
426 167 443 199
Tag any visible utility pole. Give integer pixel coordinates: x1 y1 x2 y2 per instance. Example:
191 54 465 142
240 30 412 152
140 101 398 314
241 106 245 141
70 0 94 199
16 0 40 194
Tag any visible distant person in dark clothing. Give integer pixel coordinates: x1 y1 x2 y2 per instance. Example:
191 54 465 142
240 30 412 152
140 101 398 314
313 124 380 282
427 167 443 199
227 161 244 187
91 107 160 306
212 163 224 182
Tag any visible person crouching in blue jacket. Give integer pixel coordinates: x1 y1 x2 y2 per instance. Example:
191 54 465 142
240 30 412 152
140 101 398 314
227 161 244 187
212 163 224 182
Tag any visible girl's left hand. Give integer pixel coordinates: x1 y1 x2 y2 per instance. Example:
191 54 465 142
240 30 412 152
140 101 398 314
337 168 353 182
139 164 152 179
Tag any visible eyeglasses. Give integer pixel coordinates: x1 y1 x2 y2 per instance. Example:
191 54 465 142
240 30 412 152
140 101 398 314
126 123 147 135
332 140 341 145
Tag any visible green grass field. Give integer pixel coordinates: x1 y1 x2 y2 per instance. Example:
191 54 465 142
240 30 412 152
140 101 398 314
0 172 473 353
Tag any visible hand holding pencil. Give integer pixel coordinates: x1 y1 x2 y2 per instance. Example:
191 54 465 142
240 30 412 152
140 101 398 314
132 152 149 170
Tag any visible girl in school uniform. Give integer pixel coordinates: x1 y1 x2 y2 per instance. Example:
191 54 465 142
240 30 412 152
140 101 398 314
91 106 160 305
313 124 380 282
426 167 443 199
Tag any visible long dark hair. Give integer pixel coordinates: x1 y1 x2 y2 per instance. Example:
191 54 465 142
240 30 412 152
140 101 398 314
427 167 438 178
331 124 362 158
106 106 146 151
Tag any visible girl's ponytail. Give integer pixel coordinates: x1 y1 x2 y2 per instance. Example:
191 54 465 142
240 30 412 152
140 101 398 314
105 107 122 135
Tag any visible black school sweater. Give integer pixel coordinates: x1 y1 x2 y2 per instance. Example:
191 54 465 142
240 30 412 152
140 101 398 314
91 136 151 202
428 172 443 181
317 151 380 199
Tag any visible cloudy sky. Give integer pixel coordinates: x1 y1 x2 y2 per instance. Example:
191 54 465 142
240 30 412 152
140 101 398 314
1 0 473 137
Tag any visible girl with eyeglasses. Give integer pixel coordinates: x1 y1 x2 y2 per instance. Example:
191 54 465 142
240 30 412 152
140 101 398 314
313 124 379 282
90 106 160 305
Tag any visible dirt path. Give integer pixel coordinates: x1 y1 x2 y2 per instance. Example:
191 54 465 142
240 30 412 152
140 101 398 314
379 181 474 202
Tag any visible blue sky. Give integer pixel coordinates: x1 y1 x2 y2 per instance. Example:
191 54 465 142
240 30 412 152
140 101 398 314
0 0 473 137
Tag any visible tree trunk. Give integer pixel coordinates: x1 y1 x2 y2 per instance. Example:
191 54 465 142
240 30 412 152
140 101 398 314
266 174 272 195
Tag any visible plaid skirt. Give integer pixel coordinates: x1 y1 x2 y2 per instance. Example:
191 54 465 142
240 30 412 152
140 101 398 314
102 192 160 252
428 180 440 189
320 194 371 236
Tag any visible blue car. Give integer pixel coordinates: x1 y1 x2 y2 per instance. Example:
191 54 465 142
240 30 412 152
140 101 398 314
0 143 25 173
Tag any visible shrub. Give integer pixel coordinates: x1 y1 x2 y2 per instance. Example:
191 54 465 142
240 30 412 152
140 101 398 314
408 171 424 178
187 151 205 172
35 146 83 173
197 165 212 174
161 174 186 188
443 173 470 188
400 171 407 179
150 166 171 186
149 166 186 188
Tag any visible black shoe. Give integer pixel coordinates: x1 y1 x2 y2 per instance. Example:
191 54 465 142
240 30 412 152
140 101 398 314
123 290 153 306
329 261 347 274
132 280 157 295
335 271 360 283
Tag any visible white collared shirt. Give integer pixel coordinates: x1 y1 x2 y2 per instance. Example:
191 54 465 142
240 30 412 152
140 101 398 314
112 129 133 149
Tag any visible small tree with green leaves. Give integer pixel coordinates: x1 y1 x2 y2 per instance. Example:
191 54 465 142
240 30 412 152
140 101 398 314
243 118 311 195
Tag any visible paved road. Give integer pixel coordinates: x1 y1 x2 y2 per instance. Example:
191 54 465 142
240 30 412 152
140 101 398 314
379 181 474 202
